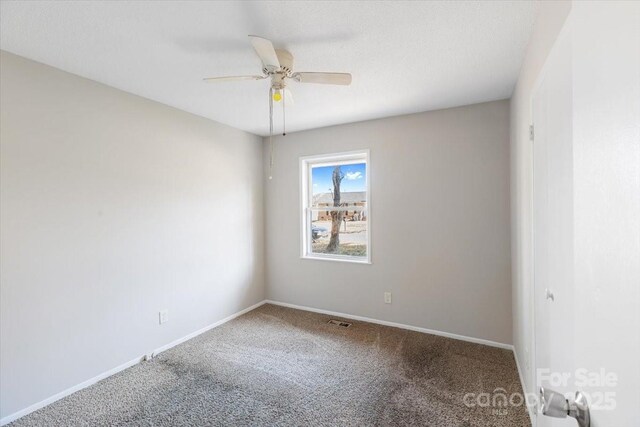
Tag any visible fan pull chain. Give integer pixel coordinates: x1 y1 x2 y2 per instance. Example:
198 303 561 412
282 89 286 136
268 86 274 180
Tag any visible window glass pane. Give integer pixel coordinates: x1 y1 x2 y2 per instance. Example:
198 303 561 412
310 209 368 258
303 155 368 262
310 163 367 210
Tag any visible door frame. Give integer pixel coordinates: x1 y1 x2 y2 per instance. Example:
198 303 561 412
528 15 573 426
528 90 538 426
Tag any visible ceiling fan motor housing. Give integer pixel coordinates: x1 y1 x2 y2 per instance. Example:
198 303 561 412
266 49 294 90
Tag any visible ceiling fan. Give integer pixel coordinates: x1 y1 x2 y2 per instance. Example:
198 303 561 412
203 35 352 96
203 35 352 179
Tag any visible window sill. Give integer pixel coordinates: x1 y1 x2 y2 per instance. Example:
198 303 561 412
301 254 371 265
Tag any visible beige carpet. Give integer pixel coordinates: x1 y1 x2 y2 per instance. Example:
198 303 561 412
10 304 530 426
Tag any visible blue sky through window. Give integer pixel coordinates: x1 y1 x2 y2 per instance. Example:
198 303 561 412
312 163 366 195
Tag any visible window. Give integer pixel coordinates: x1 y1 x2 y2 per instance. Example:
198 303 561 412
300 150 370 263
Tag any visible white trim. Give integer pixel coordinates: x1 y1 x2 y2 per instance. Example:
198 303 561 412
513 348 535 426
264 300 512 350
299 149 370 164
308 206 366 212
268 298 527 424
299 149 371 264
0 356 143 427
301 253 371 265
0 300 267 426
526 18 574 427
152 300 266 355
2 299 518 425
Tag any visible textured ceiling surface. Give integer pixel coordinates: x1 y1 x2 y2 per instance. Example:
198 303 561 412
0 1 538 136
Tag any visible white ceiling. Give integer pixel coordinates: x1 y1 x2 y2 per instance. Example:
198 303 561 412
0 1 538 136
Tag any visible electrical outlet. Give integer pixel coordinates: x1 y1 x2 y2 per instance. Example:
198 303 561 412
159 309 168 325
384 292 392 304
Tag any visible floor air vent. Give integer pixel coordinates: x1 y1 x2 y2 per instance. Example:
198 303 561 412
328 319 352 328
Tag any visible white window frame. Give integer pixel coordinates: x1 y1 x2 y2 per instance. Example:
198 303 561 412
300 150 371 264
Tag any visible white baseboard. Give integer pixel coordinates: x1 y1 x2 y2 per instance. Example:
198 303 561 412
152 300 266 355
513 348 535 426
264 300 512 350
2 299 514 425
0 356 143 427
265 300 531 420
0 299 267 426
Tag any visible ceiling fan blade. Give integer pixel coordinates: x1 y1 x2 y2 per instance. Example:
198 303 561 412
291 72 352 85
248 35 280 72
203 75 266 82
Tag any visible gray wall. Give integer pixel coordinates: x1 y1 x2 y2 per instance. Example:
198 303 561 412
264 100 512 345
0 51 265 419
